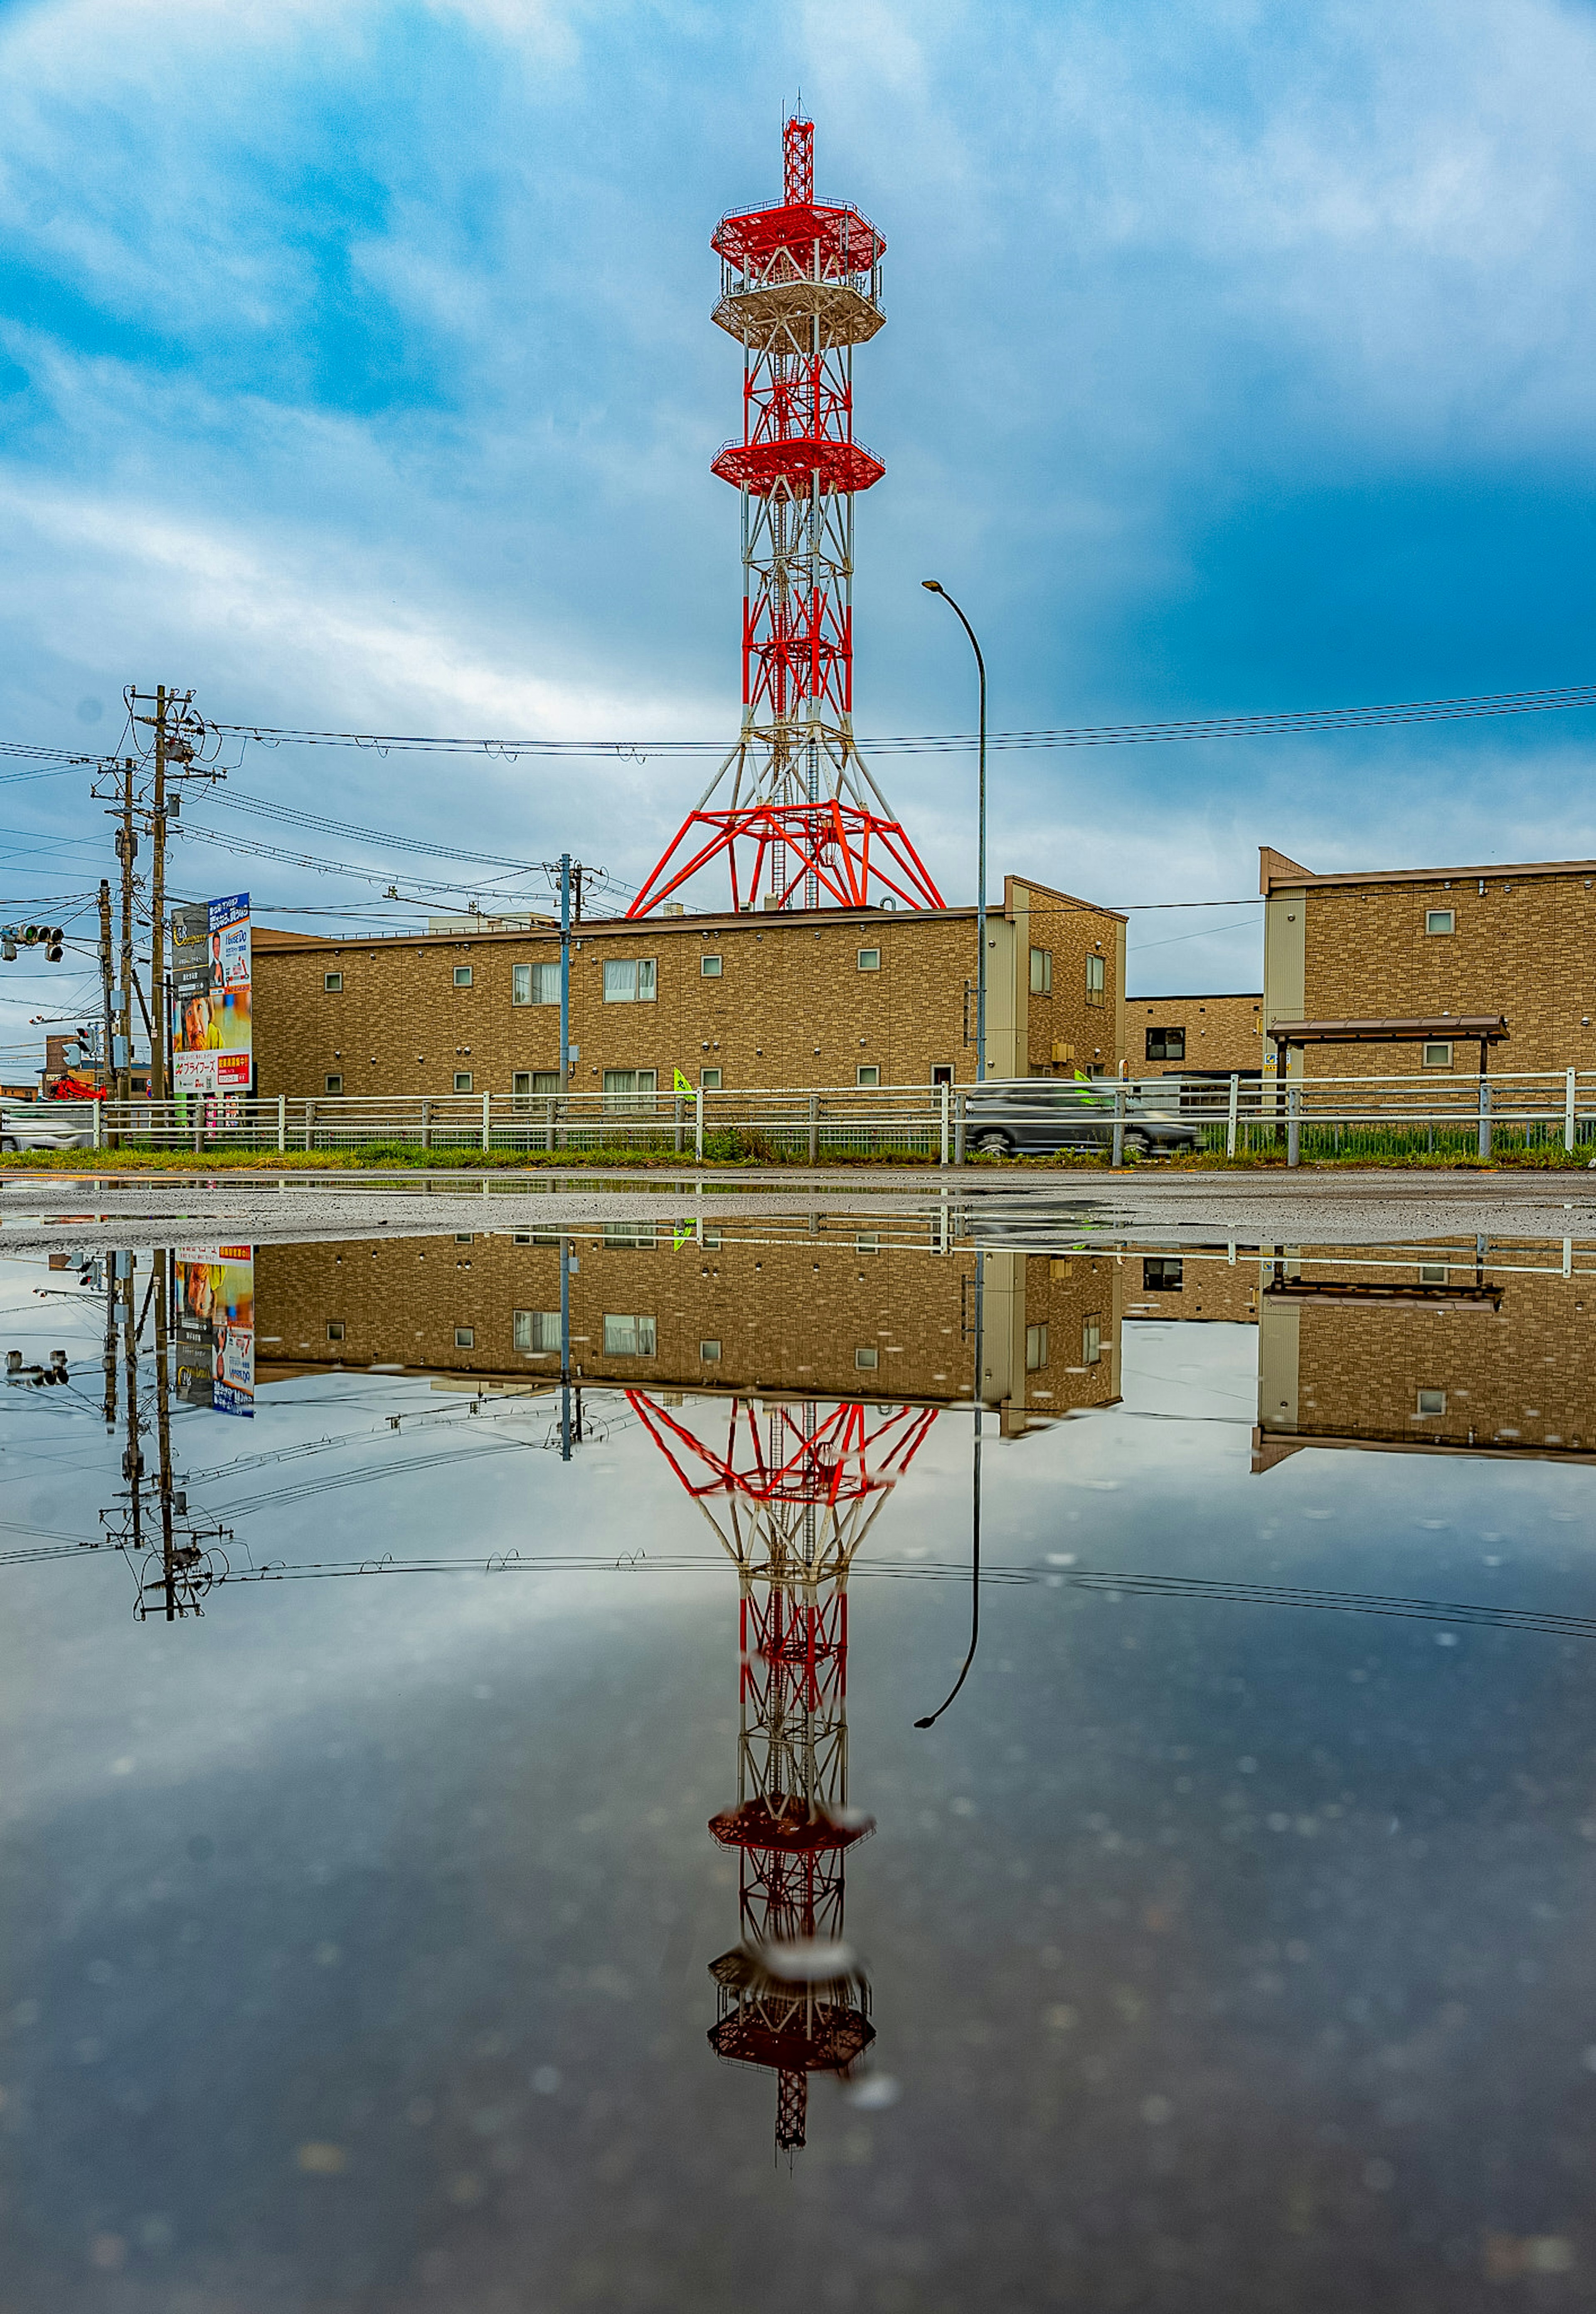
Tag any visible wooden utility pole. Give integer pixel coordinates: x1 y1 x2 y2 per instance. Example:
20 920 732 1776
97 877 116 1142
116 758 136 1100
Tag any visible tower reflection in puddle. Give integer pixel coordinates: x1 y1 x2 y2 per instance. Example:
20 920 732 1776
631 1393 935 2151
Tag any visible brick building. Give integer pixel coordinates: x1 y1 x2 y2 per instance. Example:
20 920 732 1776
1131 993 1263 1078
252 1230 1124 1441
249 876 1127 1100
1261 845 1596 1076
1254 1246 1596 1468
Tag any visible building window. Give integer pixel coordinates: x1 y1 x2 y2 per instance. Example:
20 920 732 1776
326 1320 345 1342
856 1231 882 1253
857 947 881 972
1082 1313 1102 1366
512 1070 561 1105
701 1067 722 1090
857 1064 880 1087
1025 1321 1049 1371
454 965 473 987
1085 954 1106 1006
602 1313 657 1357
1425 909 1455 936
1146 1027 1185 1062
512 962 560 1005
604 1221 657 1248
1416 1388 1446 1415
1029 947 1052 995
699 1338 722 1362
931 1065 953 1085
603 958 657 1003
455 1327 475 1349
701 952 723 977
1418 1263 1448 1285
513 1309 561 1353
855 1344 879 1370
324 1073 343 1094
323 971 343 993
456 1233 473 1244
603 1068 658 1110
701 1226 722 1249
1143 1257 1184 1292
1421 1042 1453 1069
514 1231 559 1246
454 1071 473 1093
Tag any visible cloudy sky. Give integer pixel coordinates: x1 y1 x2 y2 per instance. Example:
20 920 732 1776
4 0 1596 1061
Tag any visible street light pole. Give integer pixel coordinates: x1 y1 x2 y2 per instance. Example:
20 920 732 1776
921 581 987 1081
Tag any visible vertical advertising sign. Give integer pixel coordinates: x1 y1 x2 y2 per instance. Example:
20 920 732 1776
171 892 252 1098
174 1246 255 1417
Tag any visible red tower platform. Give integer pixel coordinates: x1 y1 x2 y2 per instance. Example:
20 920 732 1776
628 117 944 918
629 1390 936 2150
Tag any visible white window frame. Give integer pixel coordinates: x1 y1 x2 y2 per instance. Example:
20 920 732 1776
854 1344 879 1370
1416 1387 1446 1415
699 1338 722 1362
603 1068 658 1112
512 1069 559 1107
602 1312 657 1357
1026 1321 1049 1371
1082 1313 1102 1366
1421 1041 1453 1069
323 970 343 993
514 1309 561 1353
453 964 473 987
602 957 657 1004
857 1064 880 1087
857 947 881 972
1425 909 1456 936
454 1071 473 1093
700 952 723 977
454 1327 475 1350
324 1073 343 1094
1085 953 1106 1006
326 1320 345 1342
700 1066 723 1090
531 962 561 1004
1029 947 1052 995
1418 1263 1448 1285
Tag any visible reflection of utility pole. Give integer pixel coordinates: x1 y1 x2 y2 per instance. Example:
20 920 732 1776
101 1252 118 1433
558 1233 586 1460
121 1254 143 1566
152 1249 176 1619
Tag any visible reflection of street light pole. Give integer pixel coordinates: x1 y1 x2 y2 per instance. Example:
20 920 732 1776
914 1246 983 1729
921 582 987 1082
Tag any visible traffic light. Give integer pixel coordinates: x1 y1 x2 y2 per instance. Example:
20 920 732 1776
0 924 64 962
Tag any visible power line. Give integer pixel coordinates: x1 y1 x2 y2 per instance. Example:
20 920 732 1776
202 678 1596 760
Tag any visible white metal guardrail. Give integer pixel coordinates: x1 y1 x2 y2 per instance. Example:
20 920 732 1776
5 1070 1596 1164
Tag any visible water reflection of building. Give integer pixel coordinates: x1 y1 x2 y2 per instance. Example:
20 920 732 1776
634 1396 934 2152
1254 1243 1596 1468
252 1233 1124 1437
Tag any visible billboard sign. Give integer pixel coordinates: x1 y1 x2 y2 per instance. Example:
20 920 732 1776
174 1245 255 1417
171 892 252 1096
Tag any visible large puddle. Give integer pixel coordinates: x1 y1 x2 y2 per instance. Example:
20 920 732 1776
4 1221 1595 2309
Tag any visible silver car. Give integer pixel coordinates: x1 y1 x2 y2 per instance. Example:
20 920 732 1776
963 1080 1201 1160
0 1105 96 1153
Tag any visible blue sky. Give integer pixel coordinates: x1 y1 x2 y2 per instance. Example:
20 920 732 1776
5 0 1596 1060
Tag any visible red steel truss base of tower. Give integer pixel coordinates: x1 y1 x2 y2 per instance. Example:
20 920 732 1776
628 796 944 916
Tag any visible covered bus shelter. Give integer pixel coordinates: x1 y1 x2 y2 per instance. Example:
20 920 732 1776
1264 1014 1510 1162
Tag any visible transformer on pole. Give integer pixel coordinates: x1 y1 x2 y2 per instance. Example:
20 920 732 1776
628 116 944 919
630 1388 936 2151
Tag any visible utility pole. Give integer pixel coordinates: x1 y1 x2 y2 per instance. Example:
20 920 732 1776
149 686 167 1100
97 877 116 1143
117 759 136 1100
560 852 573 1088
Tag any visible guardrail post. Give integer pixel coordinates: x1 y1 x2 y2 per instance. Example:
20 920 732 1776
304 1098 314 1153
954 1088 967 1166
808 1091 819 1167
1226 1072 1239 1159
940 1079 951 1167
1478 1078 1491 1162
481 1091 491 1153
673 1093 684 1157
1287 1084 1300 1168
91 1099 101 1152
695 1087 704 1163
1566 1067 1576 1154
276 1093 286 1154
1111 1082 1125 1167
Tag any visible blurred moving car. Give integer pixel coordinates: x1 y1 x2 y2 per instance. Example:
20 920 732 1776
0 1104 96 1153
963 1079 1201 1159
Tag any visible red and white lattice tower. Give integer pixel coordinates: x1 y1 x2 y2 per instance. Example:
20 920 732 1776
628 1390 937 2150
627 115 945 920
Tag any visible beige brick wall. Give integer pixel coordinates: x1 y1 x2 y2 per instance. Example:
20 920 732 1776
1261 855 1596 1076
1128 994 1263 1077
252 879 1126 1100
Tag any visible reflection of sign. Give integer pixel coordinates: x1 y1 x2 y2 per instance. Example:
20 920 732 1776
173 1244 254 1418
171 892 251 1097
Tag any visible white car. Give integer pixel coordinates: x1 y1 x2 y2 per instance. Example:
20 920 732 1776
0 1105 96 1152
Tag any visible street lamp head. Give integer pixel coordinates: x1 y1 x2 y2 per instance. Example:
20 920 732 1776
920 579 943 593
